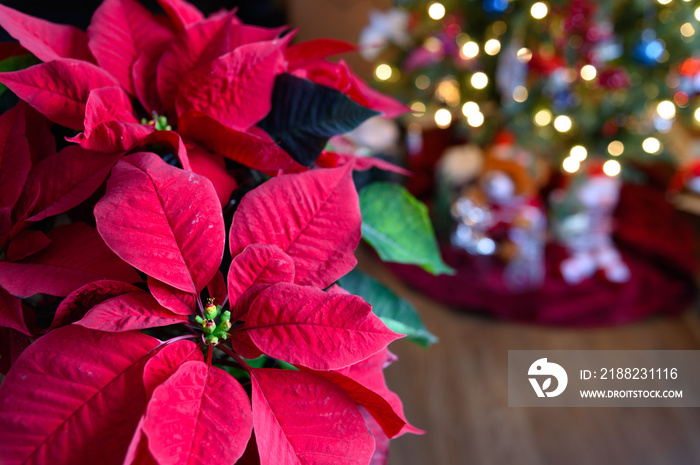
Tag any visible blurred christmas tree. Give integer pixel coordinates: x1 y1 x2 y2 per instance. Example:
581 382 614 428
364 0 700 177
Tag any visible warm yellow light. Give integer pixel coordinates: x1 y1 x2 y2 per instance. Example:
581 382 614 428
603 160 621 177
467 112 485 127
471 72 488 89
410 101 426 115
462 101 480 117
562 157 580 173
607 141 624 156
435 109 452 128
534 109 552 126
484 39 501 55
642 137 662 154
554 115 572 132
570 145 587 162
435 79 461 107
580 64 597 81
513 86 528 102
423 37 443 53
461 41 479 59
657 0 671 4
696 7 700 21
415 75 431 90
516 47 532 63
657 100 676 119
694 107 700 124
375 64 392 81
681 23 695 37
428 2 446 20
531 2 548 19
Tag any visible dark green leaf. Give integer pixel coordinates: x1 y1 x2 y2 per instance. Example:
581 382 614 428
0 55 40 97
338 269 438 347
359 182 454 275
259 73 379 166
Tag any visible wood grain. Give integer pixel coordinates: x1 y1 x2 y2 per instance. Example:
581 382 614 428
356 246 700 465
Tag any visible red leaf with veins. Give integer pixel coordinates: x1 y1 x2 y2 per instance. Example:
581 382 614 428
244 283 402 370
0 4 93 62
250 368 375 465
0 207 11 249
227 244 295 319
143 361 253 465
5 230 51 262
230 330 264 359
311 348 423 438
286 38 355 68
132 51 163 114
21 145 123 222
24 104 56 164
0 325 159 465
293 59 409 119
362 407 391 465
0 222 140 298
188 146 238 206
0 103 30 211
123 417 159 465
142 340 203 397
67 86 153 152
178 111 305 173
51 280 142 330
197 23 287 68
76 290 188 332
156 12 238 114
0 327 30 375
145 130 191 171
207 269 227 306
148 276 197 316
0 286 30 335
0 59 119 129
316 150 412 176
156 0 204 30
176 38 287 130
88 0 174 95
229 165 360 288
94 152 224 293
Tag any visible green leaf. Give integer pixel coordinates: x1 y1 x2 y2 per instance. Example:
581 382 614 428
243 356 268 368
338 269 438 347
0 55 40 97
359 182 455 275
275 360 299 371
259 73 379 167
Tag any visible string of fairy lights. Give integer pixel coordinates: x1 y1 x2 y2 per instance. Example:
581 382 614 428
370 0 700 178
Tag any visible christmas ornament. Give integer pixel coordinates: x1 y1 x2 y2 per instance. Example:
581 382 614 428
552 165 630 284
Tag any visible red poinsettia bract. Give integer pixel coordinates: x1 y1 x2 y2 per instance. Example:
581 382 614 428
0 153 419 465
0 0 419 463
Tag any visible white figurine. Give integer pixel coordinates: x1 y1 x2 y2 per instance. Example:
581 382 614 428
555 170 630 284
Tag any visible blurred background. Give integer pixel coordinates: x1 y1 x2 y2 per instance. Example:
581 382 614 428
286 1 700 464
3 0 700 463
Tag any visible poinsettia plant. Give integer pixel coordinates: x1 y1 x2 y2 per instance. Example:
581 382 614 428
0 1 451 464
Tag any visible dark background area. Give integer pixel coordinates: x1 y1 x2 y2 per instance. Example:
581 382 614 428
0 0 288 39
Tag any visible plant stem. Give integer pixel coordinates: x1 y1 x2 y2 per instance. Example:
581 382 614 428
217 344 251 373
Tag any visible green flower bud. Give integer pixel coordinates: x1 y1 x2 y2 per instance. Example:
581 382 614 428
220 320 232 332
204 302 218 320
203 319 216 334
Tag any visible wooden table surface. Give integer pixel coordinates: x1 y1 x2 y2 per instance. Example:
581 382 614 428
356 248 700 465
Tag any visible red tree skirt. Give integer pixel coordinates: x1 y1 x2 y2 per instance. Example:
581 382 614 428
387 183 698 326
